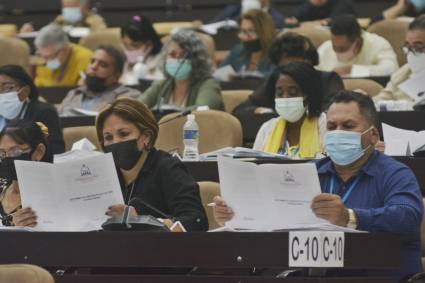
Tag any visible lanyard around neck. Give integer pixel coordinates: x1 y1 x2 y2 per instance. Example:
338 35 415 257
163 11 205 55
328 173 363 204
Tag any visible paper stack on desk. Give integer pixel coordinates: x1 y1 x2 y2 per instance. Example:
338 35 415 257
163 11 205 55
382 123 425 156
15 153 124 231
217 157 331 231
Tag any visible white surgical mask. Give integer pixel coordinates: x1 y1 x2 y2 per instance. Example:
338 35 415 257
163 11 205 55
407 52 425 74
274 97 306 123
0 91 24 120
241 0 261 13
335 41 358 63
62 7 83 24
46 58 61 71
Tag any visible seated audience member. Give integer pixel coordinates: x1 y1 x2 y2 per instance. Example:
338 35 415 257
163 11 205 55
0 65 65 154
382 0 425 20
214 91 423 281
21 0 107 33
34 24 93 87
141 29 223 111
374 15 425 103
210 0 285 29
253 62 326 159
97 98 208 231
58 45 142 116
0 121 53 227
220 9 276 77
287 0 356 26
317 15 399 77
233 33 344 115
121 15 164 84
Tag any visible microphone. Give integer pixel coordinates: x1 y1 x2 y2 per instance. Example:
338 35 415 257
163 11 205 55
158 109 192 126
128 197 173 221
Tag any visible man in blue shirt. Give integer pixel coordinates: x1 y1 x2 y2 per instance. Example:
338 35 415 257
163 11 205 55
311 90 423 280
213 90 423 281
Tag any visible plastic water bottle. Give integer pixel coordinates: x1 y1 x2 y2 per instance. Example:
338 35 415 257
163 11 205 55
182 114 199 161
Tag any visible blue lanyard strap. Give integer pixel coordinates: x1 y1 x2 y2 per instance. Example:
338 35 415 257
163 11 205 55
328 173 363 204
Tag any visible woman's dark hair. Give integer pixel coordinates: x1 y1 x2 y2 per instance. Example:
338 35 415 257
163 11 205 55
0 120 52 162
268 33 319 66
0 65 38 100
121 15 163 55
252 62 324 118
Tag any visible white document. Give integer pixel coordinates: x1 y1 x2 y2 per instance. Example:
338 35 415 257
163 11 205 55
70 108 99 116
213 65 237 82
15 153 124 231
398 69 425 102
382 123 425 155
217 157 327 231
200 147 282 161
200 20 238 35
350 65 370 78
68 27 90 38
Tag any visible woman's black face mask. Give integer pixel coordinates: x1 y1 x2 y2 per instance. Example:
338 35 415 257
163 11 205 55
103 139 143 170
0 152 32 181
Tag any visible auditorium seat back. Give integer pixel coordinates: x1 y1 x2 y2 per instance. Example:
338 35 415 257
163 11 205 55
154 22 195 36
221 90 253 113
0 36 30 70
198 181 221 230
0 24 17 37
343 79 384 97
79 28 124 52
156 110 243 155
281 26 331 48
367 19 410 67
63 126 100 151
0 264 54 283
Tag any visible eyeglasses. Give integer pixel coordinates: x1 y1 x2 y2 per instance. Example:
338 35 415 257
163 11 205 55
402 44 425 55
0 148 31 160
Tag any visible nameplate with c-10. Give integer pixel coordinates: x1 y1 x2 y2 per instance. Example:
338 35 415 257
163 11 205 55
289 231 345 268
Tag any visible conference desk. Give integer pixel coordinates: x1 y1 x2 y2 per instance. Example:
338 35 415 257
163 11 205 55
184 156 425 195
0 231 400 282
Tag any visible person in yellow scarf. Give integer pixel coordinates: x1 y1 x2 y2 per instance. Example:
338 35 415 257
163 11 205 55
253 62 327 159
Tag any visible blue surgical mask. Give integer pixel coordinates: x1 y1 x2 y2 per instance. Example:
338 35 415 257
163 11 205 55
46 58 61 70
62 7 83 24
0 91 24 120
165 59 192 80
410 0 425 11
325 128 372 166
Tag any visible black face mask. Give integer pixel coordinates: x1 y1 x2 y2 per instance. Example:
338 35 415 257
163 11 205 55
0 153 31 181
85 75 108 93
243 39 262 53
103 139 143 170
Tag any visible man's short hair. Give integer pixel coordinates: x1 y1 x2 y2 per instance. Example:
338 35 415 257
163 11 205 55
96 45 126 75
330 15 361 42
34 24 69 50
328 90 378 127
409 14 425 31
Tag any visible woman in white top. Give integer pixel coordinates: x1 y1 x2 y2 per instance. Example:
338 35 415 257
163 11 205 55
253 61 327 159
121 15 164 84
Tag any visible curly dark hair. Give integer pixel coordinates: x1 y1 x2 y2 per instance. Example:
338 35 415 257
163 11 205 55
268 32 319 66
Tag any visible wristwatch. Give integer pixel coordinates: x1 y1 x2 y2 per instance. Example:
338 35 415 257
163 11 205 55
347 209 358 229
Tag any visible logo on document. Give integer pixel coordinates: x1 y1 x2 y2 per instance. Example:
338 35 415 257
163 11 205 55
280 170 300 187
80 164 92 177
75 164 98 183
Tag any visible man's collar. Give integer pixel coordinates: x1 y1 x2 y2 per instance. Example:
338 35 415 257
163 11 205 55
318 150 380 177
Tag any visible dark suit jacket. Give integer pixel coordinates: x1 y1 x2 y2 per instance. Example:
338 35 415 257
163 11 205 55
23 100 65 154
117 148 208 232
295 0 356 22
210 5 285 29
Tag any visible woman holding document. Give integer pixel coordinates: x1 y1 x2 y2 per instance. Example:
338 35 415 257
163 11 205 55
253 61 326 159
96 98 208 231
0 120 52 227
